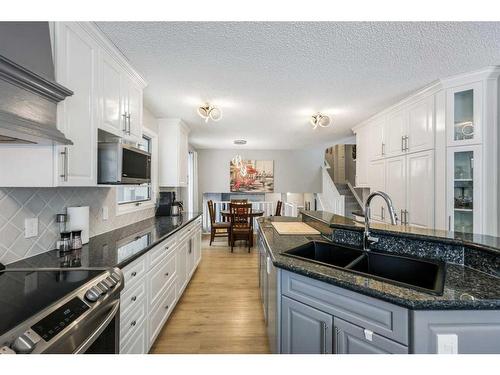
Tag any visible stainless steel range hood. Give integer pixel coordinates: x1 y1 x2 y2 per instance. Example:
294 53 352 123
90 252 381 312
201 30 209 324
0 22 73 145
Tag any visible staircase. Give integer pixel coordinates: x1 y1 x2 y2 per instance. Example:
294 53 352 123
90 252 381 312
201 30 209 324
333 182 362 219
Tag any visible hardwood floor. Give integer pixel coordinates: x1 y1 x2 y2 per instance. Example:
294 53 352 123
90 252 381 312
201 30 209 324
150 235 270 354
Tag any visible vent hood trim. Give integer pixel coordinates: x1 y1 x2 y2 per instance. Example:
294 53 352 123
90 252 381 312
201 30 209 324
0 55 73 103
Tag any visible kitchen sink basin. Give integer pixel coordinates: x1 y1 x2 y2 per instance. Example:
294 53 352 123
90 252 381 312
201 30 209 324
282 241 446 295
348 252 446 295
283 241 364 268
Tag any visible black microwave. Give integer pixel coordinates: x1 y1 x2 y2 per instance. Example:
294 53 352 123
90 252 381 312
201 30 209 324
98 143 151 184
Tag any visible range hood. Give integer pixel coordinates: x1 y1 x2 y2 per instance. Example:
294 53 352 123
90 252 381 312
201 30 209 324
0 22 73 145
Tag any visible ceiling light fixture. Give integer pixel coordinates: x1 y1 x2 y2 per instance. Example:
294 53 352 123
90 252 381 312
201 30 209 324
197 103 222 123
233 139 247 145
310 112 331 129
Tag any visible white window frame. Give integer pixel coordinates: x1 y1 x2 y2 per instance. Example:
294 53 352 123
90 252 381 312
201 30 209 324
116 127 159 215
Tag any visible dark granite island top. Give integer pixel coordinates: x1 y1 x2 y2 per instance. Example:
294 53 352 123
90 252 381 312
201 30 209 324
257 216 500 310
7 213 202 270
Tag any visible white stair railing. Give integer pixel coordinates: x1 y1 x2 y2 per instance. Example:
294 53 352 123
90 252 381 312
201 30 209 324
317 160 345 216
283 202 299 217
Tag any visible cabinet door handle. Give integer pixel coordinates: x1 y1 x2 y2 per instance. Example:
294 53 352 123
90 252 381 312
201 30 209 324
126 113 131 135
405 210 409 225
381 206 385 220
165 272 169 277
321 322 328 354
131 296 137 302
401 209 404 225
130 320 136 327
131 271 137 277
335 327 340 354
122 112 128 133
401 136 405 152
165 304 169 310
448 215 451 231
405 136 409 151
60 147 69 182
381 142 385 156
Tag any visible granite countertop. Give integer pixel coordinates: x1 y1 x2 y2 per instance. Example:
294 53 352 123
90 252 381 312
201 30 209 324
258 216 500 310
7 213 202 270
301 210 500 255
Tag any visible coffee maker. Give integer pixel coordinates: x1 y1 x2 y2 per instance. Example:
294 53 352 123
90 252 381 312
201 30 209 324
156 192 183 216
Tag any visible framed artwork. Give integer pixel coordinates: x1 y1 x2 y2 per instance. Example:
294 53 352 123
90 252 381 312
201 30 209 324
230 158 274 192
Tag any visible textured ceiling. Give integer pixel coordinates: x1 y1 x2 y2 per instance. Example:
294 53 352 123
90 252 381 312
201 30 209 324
96 22 500 150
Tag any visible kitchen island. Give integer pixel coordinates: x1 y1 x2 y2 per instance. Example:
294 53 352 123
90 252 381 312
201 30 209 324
257 213 500 354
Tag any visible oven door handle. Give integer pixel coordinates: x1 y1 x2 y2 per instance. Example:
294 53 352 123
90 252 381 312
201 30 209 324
73 300 120 354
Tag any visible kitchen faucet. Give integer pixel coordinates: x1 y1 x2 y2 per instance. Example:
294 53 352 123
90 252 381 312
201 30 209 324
363 191 398 251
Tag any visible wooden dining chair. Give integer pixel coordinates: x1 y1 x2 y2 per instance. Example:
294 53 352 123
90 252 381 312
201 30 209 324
207 200 231 246
229 203 253 252
275 200 283 216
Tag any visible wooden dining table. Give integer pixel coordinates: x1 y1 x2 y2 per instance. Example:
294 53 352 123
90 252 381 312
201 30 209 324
219 209 265 247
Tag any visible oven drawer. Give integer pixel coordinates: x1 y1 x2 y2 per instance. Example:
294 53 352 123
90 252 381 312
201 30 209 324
120 278 147 316
122 256 147 291
149 281 177 346
120 299 147 343
120 320 147 354
149 254 176 308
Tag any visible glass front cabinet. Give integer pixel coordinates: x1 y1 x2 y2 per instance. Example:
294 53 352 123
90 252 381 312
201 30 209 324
447 146 482 234
446 82 483 147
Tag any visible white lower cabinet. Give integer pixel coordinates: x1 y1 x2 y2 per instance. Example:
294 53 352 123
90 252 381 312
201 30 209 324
118 218 202 353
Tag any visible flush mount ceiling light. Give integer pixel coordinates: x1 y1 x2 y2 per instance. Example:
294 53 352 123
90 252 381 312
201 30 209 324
233 139 247 145
197 103 222 123
310 112 331 129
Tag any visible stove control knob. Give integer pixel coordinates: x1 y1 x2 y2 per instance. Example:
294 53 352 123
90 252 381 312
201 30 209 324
104 277 117 288
0 346 16 354
11 331 40 354
97 282 109 294
110 272 121 283
84 287 101 303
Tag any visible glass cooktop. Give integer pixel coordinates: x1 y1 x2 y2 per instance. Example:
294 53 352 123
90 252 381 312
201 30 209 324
0 269 104 337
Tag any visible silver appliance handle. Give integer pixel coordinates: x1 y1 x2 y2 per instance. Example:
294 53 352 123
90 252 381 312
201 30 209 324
126 113 131 135
73 299 120 354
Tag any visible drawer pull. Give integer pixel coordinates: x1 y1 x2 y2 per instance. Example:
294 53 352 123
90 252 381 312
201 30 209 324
165 272 169 277
131 296 137 302
131 271 137 277
130 320 137 327
165 305 169 310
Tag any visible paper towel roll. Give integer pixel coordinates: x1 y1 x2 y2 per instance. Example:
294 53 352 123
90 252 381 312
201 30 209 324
67 206 90 244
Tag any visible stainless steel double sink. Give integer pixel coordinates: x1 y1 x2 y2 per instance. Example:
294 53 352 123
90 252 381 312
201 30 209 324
283 241 446 295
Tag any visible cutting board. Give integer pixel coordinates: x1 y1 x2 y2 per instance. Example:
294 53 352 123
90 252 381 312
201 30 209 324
271 222 320 235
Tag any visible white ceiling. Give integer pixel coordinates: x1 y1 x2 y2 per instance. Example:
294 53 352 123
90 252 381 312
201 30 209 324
96 22 500 150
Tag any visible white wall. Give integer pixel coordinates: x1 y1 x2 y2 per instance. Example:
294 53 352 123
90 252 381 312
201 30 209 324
197 148 323 209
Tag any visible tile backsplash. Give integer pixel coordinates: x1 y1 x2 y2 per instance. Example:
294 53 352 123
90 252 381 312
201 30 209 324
0 187 155 265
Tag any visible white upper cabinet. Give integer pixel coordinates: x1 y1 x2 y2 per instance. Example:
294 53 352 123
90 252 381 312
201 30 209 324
368 119 385 160
407 97 434 153
446 82 483 147
384 110 408 157
54 22 98 186
100 52 123 136
99 48 145 143
158 119 190 187
354 126 370 187
126 80 143 142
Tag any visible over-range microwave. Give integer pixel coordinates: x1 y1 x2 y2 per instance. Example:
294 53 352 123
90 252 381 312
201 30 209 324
98 142 151 184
